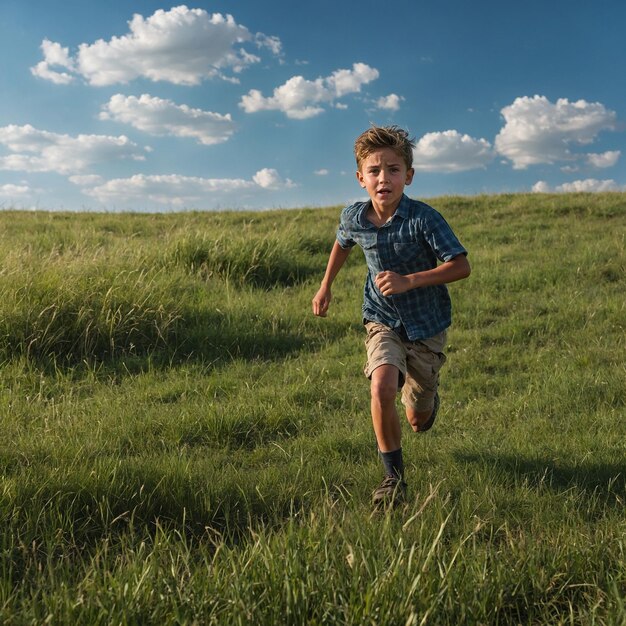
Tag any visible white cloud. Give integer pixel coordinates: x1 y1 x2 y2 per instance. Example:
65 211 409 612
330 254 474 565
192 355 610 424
252 168 295 189
0 124 146 175
31 6 281 86
557 179 619 192
255 33 282 56
531 181 551 193
375 94 403 111
84 169 294 206
314 169 329 176
532 179 621 193
31 39 75 85
239 63 379 119
100 94 236 145
560 165 581 174
586 150 620 168
495 95 618 169
0 183 31 198
240 83 323 120
86 174 252 206
412 130 493 172
69 174 105 186
326 64 379 97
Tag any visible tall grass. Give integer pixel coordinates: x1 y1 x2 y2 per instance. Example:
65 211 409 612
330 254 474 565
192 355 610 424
0 194 624 624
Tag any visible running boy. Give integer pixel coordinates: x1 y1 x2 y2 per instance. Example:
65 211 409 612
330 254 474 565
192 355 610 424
312 125 470 508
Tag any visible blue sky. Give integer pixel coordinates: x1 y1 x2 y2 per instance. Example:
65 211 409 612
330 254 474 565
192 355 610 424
1 0 625 212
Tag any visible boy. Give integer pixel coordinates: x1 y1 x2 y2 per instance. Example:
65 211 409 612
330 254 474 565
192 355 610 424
312 125 470 508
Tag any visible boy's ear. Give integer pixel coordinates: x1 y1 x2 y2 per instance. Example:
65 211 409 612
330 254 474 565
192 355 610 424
355 170 366 187
405 168 415 186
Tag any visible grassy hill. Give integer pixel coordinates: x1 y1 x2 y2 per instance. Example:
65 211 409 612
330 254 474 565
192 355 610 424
0 193 624 624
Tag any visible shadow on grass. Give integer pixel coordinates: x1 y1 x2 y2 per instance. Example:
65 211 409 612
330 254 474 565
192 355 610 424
4 460 318 573
455 452 625 505
169 307 349 365
4 302 356 377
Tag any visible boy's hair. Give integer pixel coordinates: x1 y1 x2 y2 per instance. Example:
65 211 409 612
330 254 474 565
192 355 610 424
354 125 415 171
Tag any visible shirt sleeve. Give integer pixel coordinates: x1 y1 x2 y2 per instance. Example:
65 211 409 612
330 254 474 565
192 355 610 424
336 207 357 249
422 209 467 262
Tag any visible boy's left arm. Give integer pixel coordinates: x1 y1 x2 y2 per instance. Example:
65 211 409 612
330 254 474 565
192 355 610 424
375 254 470 296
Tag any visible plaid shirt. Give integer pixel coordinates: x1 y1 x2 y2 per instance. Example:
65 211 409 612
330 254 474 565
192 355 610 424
336 194 467 341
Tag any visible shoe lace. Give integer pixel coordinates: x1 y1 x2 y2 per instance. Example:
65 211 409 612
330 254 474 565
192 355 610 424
380 475 400 489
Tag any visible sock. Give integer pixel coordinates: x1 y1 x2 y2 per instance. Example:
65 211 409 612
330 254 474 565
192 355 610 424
379 448 404 480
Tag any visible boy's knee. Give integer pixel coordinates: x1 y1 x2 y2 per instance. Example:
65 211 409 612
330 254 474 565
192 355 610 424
369 364 401 404
406 406 431 432
370 375 399 404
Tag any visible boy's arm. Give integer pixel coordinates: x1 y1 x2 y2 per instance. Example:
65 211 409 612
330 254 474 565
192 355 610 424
312 240 352 317
375 254 470 296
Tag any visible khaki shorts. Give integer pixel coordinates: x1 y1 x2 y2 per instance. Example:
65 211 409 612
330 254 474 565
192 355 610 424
363 322 447 412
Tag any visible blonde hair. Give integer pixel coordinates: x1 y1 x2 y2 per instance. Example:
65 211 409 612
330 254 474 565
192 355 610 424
354 125 415 171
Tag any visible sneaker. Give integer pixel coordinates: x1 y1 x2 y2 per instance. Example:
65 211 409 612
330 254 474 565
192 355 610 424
372 474 407 509
416 392 439 433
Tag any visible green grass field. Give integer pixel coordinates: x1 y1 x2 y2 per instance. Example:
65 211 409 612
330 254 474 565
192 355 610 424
0 193 624 625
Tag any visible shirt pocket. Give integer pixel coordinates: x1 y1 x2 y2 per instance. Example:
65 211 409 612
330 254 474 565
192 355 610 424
392 241 420 255
391 241 428 270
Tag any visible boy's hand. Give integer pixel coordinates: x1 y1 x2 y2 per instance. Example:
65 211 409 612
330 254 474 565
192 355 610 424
312 285 332 317
375 271 411 296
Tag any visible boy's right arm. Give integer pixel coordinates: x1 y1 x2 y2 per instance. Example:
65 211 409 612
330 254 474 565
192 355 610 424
312 240 352 317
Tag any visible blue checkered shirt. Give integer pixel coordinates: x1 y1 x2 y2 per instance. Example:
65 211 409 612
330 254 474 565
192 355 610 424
336 194 467 341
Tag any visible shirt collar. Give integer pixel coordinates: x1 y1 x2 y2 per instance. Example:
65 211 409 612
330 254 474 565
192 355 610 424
358 194 410 227
357 200 372 228
395 194 411 219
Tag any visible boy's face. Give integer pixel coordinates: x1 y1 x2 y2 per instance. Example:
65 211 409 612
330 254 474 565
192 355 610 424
356 147 414 214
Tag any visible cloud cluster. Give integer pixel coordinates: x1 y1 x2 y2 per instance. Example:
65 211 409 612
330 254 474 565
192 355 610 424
31 6 281 86
0 124 146 174
405 95 620 177
84 169 294 207
16 4 623 207
100 94 236 145
532 179 621 193
19 7 389 208
495 95 618 169
240 63 379 119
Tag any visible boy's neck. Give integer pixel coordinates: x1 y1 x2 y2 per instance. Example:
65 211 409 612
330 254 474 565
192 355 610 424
367 199 400 227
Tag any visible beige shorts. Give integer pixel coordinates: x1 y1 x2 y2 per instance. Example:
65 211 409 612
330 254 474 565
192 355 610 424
363 322 447 412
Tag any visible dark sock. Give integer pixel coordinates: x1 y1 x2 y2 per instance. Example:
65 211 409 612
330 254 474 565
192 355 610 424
379 448 404 480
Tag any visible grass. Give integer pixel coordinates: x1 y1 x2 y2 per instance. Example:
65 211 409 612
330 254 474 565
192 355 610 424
0 193 624 624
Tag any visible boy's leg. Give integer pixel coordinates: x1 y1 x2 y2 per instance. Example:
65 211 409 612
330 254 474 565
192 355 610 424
406 404 435 431
401 333 447 432
370 364 406 506
370 364 402 452
364 323 408 506
364 323 407 454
